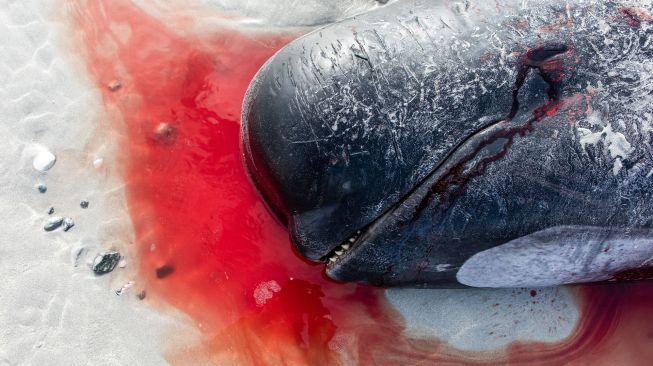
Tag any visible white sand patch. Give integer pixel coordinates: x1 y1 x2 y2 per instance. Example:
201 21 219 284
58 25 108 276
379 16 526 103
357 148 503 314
386 287 578 351
0 1 201 365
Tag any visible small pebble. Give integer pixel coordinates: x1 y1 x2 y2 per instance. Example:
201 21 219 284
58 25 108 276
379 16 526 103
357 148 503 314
137 290 147 300
154 122 175 141
118 259 127 268
47 207 54 215
44 217 64 232
32 148 56 172
92 251 121 275
155 264 175 279
92 158 104 168
73 247 86 267
37 184 47 193
62 217 75 232
80 200 89 209
107 80 122 91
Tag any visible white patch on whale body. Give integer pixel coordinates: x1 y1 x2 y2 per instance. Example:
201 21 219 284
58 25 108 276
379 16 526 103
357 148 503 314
456 226 653 288
577 112 632 175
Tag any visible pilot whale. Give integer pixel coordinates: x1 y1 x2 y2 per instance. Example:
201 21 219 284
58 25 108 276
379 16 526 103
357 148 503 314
241 0 653 287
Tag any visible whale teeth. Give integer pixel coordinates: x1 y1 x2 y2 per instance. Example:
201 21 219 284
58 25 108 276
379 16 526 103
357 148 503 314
327 245 350 264
327 231 361 265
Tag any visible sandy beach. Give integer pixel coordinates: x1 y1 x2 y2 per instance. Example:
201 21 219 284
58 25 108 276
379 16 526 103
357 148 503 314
3 1 653 365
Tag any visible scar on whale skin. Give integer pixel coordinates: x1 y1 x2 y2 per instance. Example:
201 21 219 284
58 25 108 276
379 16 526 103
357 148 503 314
411 44 573 222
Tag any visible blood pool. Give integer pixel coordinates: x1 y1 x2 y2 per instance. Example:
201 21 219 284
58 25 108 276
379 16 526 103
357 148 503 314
68 1 653 365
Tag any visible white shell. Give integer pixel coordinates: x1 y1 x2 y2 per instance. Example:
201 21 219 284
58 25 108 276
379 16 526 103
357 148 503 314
32 148 56 172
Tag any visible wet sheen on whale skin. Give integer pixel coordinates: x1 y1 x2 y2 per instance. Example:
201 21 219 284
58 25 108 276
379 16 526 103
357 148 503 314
242 0 653 287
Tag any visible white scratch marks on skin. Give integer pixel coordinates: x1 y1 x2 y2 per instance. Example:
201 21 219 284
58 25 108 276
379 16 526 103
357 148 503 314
566 4 573 20
440 16 455 31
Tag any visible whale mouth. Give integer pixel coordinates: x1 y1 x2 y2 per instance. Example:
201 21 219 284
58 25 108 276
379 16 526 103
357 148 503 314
324 230 361 265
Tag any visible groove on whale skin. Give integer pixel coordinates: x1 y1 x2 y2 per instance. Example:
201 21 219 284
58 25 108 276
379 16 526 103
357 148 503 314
322 44 573 266
317 43 572 263
410 44 571 222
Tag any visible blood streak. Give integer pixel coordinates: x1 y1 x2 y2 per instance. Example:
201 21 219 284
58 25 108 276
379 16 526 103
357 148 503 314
67 1 653 365
619 7 652 28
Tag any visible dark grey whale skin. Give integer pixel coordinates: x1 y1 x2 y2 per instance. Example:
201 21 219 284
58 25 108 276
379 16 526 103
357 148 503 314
242 0 653 287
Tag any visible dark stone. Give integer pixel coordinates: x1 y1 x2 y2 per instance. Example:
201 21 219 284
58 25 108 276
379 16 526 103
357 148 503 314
155 265 174 279
37 184 47 193
73 247 86 267
80 200 89 209
92 251 121 275
44 217 63 232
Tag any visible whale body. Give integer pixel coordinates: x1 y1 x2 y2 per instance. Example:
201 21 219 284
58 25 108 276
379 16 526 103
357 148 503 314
242 0 653 287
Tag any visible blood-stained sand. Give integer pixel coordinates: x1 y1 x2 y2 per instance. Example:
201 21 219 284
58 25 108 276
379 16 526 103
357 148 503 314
66 1 653 365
